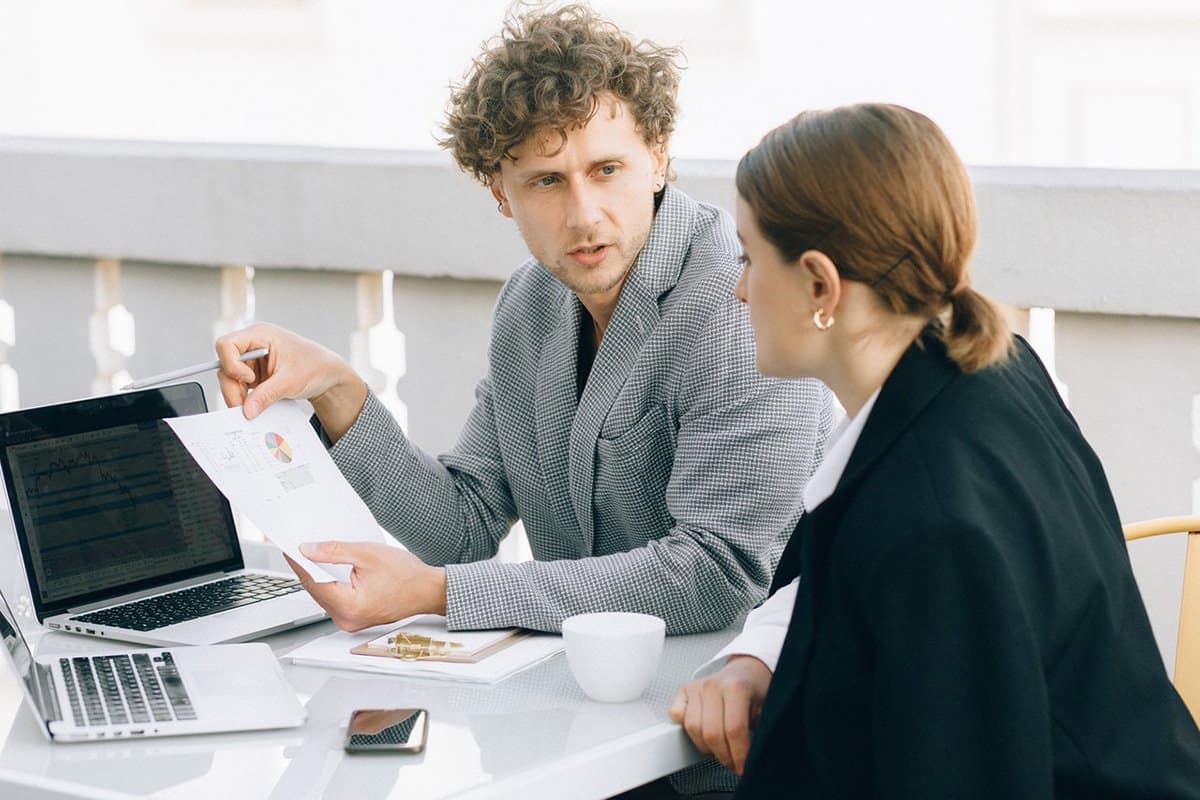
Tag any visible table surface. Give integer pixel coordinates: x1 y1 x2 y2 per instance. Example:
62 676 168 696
0 547 734 800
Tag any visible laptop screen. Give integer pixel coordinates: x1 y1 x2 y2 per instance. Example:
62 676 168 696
0 384 242 620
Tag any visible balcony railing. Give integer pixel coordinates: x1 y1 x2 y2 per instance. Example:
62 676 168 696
0 137 1197 670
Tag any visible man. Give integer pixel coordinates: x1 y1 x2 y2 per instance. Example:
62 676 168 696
215 4 831 636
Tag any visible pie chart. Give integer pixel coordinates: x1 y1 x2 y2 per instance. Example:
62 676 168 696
264 432 293 464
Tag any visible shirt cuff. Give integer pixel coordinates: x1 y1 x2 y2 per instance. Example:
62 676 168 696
692 624 789 678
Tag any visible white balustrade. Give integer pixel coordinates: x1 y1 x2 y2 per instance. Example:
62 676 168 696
1027 307 1069 405
351 269 407 430
88 258 135 395
213 265 256 342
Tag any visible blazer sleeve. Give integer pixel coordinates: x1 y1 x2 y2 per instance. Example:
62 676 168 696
327 373 518 565
862 522 1055 799
439 293 832 633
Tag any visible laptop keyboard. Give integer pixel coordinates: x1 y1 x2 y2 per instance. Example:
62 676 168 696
69 574 303 632
59 651 195 727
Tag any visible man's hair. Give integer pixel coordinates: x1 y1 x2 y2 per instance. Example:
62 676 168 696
441 3 682 185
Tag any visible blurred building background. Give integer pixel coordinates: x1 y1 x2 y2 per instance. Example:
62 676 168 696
1 0 1197 168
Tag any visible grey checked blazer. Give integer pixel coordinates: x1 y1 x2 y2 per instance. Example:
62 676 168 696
329 186 833 633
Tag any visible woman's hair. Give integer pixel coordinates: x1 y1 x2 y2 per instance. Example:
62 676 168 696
441 3 682 185
736 103 1012 373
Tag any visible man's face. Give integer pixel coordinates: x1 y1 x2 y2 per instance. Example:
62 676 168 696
491 96 669 307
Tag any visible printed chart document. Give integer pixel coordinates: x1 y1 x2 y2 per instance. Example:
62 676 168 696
165 399 384 582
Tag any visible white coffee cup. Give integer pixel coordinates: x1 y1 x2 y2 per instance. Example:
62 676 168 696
561 612 666 703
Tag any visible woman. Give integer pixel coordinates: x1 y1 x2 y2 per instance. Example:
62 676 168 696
669 104 1200 797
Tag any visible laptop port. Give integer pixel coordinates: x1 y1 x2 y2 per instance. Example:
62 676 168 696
48 623 60 629
85 629 96 635
130 730 145 736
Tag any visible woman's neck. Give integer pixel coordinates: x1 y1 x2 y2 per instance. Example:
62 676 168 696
822 321 924 419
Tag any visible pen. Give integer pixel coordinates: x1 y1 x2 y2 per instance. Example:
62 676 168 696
120 347 270 391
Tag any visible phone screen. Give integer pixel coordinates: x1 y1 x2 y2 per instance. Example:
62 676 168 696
344 708 428 753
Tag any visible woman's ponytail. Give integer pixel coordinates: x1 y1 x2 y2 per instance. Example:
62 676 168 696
942 287 1013 373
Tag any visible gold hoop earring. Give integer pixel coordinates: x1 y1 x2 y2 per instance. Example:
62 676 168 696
812 308 835 331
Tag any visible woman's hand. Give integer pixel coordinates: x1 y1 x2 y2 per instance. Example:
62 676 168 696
215 322 366 441
668 654 773 776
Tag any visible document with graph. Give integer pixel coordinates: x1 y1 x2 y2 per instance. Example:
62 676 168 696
164 399 385 582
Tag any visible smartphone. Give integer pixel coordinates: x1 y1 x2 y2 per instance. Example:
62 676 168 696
343 708 429 753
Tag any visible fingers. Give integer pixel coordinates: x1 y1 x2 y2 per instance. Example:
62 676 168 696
667 687 687 723
214 328 268 383
300 540 367 566
671 673 757 775
215 325 272 411
283 553 315 584
681 683 710 757
287 552 364 629
700 681 734 770
724 684 753 775
305 581 362 629
217 372 251 412
242 374 283 419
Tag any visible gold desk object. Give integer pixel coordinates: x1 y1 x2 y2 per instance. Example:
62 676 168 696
385 632 466 661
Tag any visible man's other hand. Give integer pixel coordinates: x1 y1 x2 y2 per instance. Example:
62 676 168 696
286 541 448 631
215 322 366 441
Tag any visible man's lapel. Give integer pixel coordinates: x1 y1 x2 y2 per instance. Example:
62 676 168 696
566 187 697 552
534 290 588 555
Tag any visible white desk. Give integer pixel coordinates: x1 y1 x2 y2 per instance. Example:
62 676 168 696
0 555 733 800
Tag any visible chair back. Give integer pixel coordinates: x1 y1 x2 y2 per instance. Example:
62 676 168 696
1123 516 1200 725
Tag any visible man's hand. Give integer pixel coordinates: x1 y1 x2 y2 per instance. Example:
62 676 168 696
667 655 773 776
286 541 448 631
215 322 367 441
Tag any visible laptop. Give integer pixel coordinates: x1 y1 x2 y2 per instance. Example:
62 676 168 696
0 585 305 742
0 383 327 647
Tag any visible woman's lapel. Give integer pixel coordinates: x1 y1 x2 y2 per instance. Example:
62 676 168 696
752 332 963 754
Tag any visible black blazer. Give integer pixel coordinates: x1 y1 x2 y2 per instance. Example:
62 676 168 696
735 333 1200 799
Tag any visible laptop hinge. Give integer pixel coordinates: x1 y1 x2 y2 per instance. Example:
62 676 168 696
36 663 63 723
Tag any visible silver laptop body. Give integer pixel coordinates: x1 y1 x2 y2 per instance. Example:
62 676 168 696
0 586 305 742
0 383 326 647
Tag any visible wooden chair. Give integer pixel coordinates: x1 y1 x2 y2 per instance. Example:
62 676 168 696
1123 515 1200 724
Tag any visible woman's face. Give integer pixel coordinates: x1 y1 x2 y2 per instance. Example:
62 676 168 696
734 195 820 378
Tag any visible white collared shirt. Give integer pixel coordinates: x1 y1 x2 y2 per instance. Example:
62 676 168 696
696 387 881 676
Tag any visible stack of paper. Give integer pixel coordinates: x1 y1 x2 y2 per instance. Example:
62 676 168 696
285 615 564 684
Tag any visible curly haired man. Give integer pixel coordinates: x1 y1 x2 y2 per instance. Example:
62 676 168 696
216 4 831 655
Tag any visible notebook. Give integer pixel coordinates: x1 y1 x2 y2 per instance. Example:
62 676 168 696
0 585 304 742
0 383 326 646
287 615 564 684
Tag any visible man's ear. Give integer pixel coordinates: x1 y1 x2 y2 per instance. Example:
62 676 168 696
651 138 670 186
490 178 512 219
798 250 843 315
